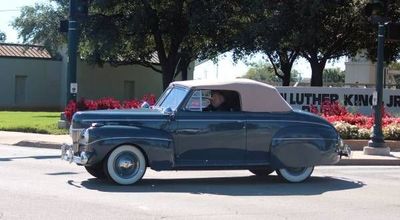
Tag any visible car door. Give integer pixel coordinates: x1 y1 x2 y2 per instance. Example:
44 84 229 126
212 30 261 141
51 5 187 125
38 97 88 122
173 89 246 167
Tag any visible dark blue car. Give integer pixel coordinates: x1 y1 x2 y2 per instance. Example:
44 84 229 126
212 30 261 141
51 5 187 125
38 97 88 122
61 79 350 185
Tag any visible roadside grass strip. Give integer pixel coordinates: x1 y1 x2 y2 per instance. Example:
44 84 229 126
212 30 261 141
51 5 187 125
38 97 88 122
0 111 68 135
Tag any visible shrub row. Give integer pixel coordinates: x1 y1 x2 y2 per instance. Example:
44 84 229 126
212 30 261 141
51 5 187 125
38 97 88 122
64 94 156 122
312 100 400 140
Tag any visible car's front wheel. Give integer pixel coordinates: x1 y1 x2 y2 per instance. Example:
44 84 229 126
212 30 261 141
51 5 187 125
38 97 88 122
276 166 314 183
105 145 147 185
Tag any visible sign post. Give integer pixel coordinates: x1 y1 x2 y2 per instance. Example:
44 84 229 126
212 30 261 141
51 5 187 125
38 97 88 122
363 0 390 156
66 0 78 104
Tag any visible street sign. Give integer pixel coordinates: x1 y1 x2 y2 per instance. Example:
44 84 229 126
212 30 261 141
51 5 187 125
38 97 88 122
70 83 78 94
372 91 378 106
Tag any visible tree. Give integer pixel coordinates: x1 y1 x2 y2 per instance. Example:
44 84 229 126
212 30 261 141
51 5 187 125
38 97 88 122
232 1 300 86
12 0 240 89
12 1 68 56
363 1 400 64
0 31 6 42
323 68 345 85
243 61 300 85
295 0 366 86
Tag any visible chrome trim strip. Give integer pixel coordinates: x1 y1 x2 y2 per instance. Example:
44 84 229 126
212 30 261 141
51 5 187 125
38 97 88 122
88 136 172 145
273 138 337 141
81 119 168 122
247 120 331 127
177 119 331 127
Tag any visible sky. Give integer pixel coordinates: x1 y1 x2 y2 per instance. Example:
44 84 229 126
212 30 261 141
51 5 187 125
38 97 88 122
0 0 346 79
0 0 49 43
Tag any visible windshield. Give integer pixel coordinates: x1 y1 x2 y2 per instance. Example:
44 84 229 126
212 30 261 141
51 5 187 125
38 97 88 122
156 86 189 111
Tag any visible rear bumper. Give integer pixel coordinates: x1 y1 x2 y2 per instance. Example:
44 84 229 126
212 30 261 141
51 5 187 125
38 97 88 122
61 143 90 165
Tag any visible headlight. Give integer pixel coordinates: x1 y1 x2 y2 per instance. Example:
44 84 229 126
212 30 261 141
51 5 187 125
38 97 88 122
80 129 90 144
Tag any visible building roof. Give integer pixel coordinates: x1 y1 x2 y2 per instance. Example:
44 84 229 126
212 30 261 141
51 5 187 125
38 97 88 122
0 43 52 59
171 79 293 112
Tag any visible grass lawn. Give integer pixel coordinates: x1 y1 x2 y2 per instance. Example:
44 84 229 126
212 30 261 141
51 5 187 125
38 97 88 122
0 111 68 135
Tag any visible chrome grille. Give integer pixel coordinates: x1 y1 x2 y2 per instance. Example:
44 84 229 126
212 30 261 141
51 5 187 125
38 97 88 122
70 128 84 152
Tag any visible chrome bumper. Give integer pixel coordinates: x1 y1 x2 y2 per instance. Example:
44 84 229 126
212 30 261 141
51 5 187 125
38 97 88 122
339 144 352 158
61 143 89 165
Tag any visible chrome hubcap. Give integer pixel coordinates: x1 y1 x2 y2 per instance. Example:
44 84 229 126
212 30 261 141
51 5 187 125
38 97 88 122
114 152 139 179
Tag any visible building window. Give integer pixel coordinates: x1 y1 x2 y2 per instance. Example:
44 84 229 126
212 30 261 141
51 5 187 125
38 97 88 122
124 80 135 99
15 75 27 105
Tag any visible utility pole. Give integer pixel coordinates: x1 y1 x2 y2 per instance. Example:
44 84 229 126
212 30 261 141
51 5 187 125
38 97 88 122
66 0 89 104
364 0 391 156
66 0 78 104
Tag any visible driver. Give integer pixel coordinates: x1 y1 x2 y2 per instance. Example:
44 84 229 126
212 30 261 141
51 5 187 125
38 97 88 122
204 90 230 112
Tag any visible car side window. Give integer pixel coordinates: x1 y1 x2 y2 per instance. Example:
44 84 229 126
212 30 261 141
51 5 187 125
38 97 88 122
185 90 211 111
184 89 241 112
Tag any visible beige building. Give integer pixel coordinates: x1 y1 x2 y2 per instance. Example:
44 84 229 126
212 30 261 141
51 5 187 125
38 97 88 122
345 52 399 88
0 43 193 111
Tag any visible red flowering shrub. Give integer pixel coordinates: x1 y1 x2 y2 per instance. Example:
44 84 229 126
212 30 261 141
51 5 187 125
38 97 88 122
309 100 400 140
64 94 157 122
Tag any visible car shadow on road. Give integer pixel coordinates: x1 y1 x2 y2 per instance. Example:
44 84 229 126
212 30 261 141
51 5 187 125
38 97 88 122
79 175 365 196
0 155 60 162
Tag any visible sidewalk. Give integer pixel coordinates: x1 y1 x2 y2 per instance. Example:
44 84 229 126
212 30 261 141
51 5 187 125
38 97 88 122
0 131 399 166
0 131 71 149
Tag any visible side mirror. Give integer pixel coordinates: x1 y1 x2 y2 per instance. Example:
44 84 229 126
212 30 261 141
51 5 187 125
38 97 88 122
163 107 175 119
141 101 150 109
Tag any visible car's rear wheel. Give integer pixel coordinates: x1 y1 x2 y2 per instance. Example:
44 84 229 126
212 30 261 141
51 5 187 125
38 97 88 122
105 145 147 185
85 163 107 179
249 168 275 176
276 166 314 183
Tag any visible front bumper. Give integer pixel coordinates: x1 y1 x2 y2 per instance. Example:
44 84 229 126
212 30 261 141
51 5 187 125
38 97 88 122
61 143 89 165
338 143 352 158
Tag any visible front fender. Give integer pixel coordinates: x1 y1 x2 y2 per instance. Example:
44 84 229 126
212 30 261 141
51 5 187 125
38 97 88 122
270 123 340 168
85 125 175 170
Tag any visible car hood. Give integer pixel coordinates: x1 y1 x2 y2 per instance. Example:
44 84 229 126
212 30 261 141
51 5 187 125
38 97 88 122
71 108 168 129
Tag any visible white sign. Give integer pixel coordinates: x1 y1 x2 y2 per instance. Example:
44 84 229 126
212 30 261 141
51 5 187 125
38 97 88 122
372 91 378 106
70 83 78 94
276 87 400 115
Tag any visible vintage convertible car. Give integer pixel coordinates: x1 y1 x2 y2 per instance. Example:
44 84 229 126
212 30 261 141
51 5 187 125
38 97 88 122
61 79 350 185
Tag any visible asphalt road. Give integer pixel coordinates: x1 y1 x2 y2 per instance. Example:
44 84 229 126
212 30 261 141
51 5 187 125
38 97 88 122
1 145 400 220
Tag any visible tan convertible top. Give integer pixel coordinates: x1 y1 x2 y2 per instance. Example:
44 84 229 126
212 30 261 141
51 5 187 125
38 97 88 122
171 79 292 112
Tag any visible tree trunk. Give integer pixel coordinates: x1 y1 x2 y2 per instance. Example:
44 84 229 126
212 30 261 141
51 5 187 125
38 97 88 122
181 66 188 80
162 64 175 90
179 56 191 81
277 50 298 86
309 59 326 87
280 64 291 86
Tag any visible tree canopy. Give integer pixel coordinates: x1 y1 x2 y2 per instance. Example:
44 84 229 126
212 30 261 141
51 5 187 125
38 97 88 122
0 31 6 43
12 0 240 89
243 61 300 85
11 0 400 88
323 68 345 85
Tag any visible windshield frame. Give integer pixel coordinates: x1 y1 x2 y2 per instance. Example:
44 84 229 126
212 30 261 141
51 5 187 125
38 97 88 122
155 85 189 111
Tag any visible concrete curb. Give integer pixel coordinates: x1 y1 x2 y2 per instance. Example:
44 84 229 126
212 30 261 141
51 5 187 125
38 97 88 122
337 158 400 166
344 139 400 151
12 141 62 150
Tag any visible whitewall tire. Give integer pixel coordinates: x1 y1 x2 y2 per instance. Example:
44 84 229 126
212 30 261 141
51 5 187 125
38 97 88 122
106 145 147 185
276 166 314 183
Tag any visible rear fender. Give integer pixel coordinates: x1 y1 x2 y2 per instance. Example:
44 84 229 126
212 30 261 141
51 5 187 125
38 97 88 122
270 124 339 168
